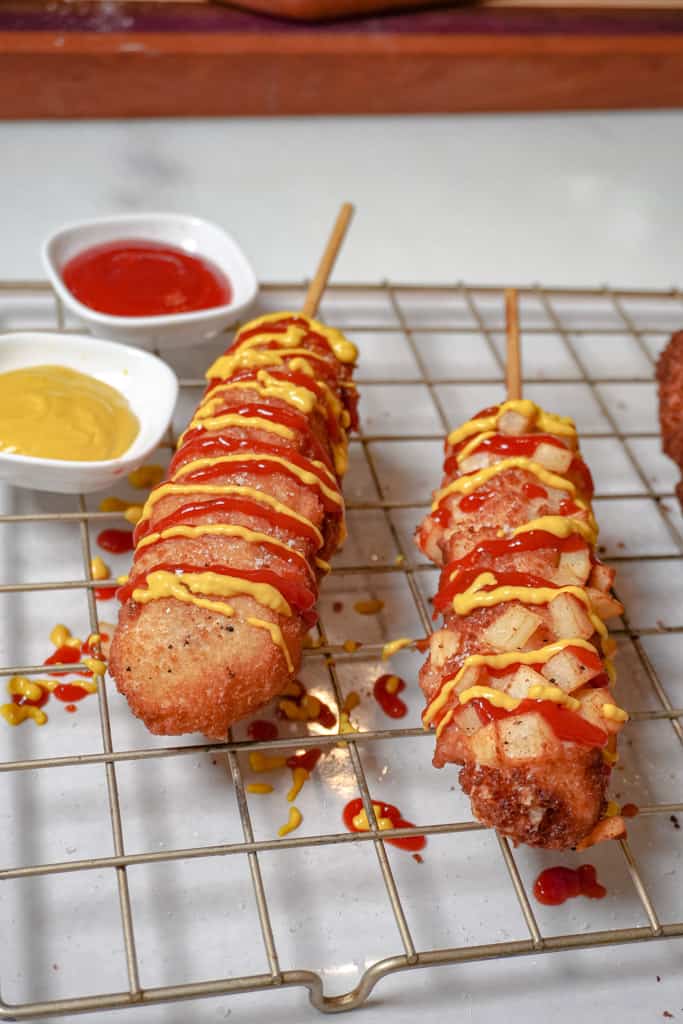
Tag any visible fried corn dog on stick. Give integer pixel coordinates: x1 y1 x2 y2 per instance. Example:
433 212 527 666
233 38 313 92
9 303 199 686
416 388 628 849
109 309 358 738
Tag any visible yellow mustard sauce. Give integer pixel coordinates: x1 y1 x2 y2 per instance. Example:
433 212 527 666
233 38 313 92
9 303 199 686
0 365 139 461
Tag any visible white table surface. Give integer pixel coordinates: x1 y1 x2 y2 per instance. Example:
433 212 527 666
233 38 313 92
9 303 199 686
1 110 682 1024
2 110 683 289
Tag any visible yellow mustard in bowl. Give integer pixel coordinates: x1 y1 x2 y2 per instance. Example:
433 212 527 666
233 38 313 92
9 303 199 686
0 365 139 461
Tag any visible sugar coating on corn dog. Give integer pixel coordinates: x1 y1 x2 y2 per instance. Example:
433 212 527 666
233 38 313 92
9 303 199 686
109 312 357 738
416 399 628 850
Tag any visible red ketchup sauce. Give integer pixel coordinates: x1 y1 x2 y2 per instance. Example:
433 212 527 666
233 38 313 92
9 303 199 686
343 797 426 852
523 482 548 501
134 495 320 549
168 434 334 486
43 645 82 676
534 864 606 905
287 748 323 772
458 489 494 513
373 674 408 719
462 696 608 748
62 240 231 317
12 689 49 709
95 586 116 601
97 528 135 554
53 683 91 703
247 720 279 742
315 701 337 729
433 529 589 614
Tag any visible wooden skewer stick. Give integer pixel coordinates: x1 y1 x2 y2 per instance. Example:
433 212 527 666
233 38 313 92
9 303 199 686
302 203 355 318
505 287 522 400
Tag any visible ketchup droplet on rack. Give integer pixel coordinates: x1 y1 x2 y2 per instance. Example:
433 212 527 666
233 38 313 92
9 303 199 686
53 683 91 703
247 720 279 742
533 864 606 906
343 797 426 852
62 239 232 317
43 645 82 676
65 704 78 713
373 674 408 719
12 689 49 709
97 528 134 554
315 698 337 730
94 586 116 601
286 748 323 773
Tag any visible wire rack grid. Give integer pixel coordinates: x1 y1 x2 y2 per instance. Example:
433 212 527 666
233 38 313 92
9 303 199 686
0 279 682 1021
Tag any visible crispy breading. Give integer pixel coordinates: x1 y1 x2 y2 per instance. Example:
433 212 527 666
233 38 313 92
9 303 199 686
656 330 683 508
110 593 304 739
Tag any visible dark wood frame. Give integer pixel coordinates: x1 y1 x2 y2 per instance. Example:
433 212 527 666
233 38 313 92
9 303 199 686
2 3 683 117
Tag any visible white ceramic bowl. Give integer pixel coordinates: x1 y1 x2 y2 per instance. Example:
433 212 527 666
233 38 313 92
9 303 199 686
0 332 178 493
42 212 258 349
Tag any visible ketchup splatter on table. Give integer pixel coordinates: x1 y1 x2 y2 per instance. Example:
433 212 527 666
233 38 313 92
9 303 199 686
534 864 606 906
62 240 232 317
373 674 408 719
1 625 107 727
343 797 426 852
97 528 134 555
247 720 279 742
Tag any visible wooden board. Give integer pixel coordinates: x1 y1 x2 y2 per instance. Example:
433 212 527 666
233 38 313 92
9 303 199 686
2 2 683 118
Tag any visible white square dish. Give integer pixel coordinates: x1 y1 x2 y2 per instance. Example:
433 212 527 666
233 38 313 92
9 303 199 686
42 212 258 349
0 332 178 493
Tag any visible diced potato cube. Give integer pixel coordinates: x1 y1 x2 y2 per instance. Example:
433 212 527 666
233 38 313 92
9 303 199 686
429 628 460 670
556 548 592 586
454 664 482 695
586 587 623 620
469 722 498 765
541 649 601 691
549 592 594 640
498 409 530 435
459 452 493 474
589 563 615 593
498 712 558 761
535 442 573 474
482 605 543 650
454 703 481 736
576 687 624 735
494 664 547 698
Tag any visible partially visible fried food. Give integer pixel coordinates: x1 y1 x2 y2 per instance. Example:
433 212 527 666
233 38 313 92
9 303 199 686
656 330 683 509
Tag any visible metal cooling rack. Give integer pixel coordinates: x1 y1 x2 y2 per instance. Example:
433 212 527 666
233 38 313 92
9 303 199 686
0 280 682 1020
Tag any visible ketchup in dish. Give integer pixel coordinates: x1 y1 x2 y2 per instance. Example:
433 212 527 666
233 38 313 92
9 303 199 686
62 240 232 317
